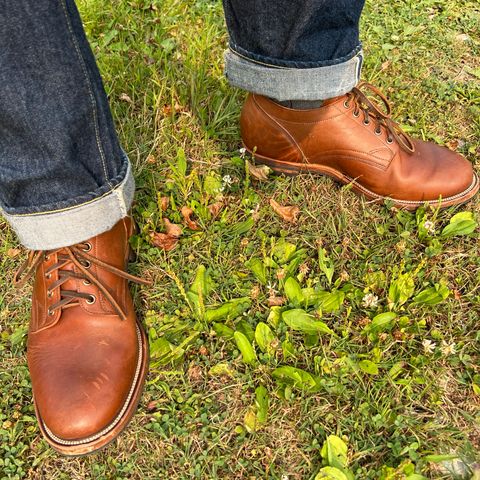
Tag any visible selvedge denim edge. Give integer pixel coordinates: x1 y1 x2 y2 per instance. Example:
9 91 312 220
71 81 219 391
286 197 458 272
224 48 363 101
1 162 135 250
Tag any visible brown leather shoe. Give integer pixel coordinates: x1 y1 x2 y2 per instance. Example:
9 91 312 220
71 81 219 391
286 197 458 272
241 81 479 210
15 218 150 456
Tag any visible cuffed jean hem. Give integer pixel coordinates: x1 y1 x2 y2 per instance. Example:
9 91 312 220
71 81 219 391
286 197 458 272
1 162 135 250
224 48 363 101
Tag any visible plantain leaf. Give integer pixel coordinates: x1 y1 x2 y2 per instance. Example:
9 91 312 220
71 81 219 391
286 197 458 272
255 322 277 355
234 331 257 364
284 277 305 306
282 309 334 335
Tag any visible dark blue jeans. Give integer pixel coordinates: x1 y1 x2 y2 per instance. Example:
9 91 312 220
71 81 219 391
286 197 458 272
0 0 364 250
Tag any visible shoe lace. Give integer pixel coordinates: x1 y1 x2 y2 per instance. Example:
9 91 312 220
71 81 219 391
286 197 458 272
14 243 151 321
345 81 415 154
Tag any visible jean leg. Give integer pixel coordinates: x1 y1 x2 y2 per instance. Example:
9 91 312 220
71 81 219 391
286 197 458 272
222 0 366 100
0 0 134 249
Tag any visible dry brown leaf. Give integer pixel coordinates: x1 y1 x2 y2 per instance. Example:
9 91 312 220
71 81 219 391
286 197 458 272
146 154 156 164
181 206 201 230
119 93 133 104
6 248 21 258
146 400 158 412
159 196 169 211
150 232 179 251
246 160 272 181
269 198 300 223
208 201 223 218
268 296 286 307
164 218 182 237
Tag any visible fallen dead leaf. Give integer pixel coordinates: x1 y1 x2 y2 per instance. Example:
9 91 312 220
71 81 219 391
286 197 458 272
119 93 133 104
146 154 156 164
269 198 300 223
181 206 201 230
208 202 223 218
159 196 169 211
6 248 21 258
246 160 272 181
150 232 179 251
268 296 286 307
164 218 182 237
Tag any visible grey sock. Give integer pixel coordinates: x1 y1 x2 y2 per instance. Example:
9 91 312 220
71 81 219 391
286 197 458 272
272 99 323 109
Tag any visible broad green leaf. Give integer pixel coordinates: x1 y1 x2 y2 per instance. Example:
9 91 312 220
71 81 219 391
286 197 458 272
212 322 235 339
441 211 477 237
358 360 379 375
272 366 321 391
209 362 235 377
244 408 257 433
273 239 297 264
245 258 267 285
284 277 304 306
423 454 458 462
413 284 450 305
204 298 251 322
267 306 283 328
388 272 415 307
320 435 348 470
229 217 254 236
234 331 257 365
283 309 334 335
316 290 345 313
365 312 397 332
203 173 222 196
255 385 269 424
237 319 255 342
255 322 277 355
282 339 296 359
405 475 428 480
189 265 213 296
174 147 187 177
315 467 349 480
318 248 335 285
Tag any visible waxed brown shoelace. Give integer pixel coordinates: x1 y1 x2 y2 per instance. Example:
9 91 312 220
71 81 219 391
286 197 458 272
345 81 416 154
14 243 151 321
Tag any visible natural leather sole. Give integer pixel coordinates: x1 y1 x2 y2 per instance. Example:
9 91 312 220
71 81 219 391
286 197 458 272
34 320 149 456
249 148 480 210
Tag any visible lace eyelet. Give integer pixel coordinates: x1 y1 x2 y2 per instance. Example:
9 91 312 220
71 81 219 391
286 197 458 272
44 255 50 261
47 291 53 298
353 111 360 118
374 128 382 136
45 273 52 279
81 260 91 269
83 279 91 286
343 100 350 109
86 295 96 305
48 308 54 316
387 137 393 144
82 242 92 252
363 119 370 126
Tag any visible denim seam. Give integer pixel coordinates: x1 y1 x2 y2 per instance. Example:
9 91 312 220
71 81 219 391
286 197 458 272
229 43 363 69
59 0 112 189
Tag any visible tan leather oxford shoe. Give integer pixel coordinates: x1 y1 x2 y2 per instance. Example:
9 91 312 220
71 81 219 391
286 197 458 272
241 82 478 210
15 217 150 455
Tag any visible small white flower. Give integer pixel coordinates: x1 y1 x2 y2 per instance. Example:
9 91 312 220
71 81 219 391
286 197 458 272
281 476 289 480
266 283 278 296
239 147 247 156
441 340 456 356
222 174 234 186
422 339 436 354
362 293 379 308
423 220 436 234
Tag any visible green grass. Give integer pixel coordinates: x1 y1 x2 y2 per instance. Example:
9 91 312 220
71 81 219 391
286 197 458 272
1 0 480 478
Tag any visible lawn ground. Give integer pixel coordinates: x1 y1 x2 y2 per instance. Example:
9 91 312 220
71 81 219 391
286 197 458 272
1 0 479 478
